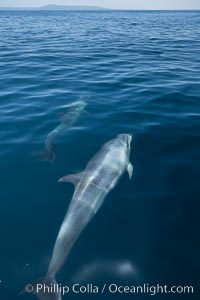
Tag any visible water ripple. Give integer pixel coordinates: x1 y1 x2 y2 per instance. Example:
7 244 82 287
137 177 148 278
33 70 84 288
0 10 199 299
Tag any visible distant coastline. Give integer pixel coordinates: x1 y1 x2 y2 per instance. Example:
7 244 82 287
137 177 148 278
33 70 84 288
0 5 109 11
0 6 199 11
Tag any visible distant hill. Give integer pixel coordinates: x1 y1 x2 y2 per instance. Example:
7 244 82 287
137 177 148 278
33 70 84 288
40 5 108 10
0 4 109 11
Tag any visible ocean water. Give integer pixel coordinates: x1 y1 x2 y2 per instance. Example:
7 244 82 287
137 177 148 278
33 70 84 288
0 10 199 299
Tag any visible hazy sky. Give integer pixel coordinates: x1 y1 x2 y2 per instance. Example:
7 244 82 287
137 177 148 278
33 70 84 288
1 0 200 10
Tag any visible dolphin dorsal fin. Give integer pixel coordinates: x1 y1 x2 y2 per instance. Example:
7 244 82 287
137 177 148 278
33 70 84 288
58 172 83 186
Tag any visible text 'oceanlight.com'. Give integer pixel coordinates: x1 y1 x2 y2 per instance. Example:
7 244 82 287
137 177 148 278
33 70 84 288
24 283 194 296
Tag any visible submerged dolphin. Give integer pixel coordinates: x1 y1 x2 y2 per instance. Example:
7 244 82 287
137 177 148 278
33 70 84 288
32 100 87 163
28 134 133 300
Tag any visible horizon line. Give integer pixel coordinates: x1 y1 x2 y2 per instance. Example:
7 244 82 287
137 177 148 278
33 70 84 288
0 4 200 10
0 6 200 10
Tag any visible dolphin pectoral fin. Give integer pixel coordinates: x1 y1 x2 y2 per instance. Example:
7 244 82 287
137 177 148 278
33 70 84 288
83 110 89 116
127 163 133 180
58 172 84 185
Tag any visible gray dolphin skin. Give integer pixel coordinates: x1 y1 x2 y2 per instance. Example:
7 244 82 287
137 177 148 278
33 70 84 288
30 134 133 300
32 100 87 163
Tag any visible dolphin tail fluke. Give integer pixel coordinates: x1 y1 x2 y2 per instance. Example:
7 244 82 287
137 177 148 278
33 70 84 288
32 149 55 164
19 276 61 300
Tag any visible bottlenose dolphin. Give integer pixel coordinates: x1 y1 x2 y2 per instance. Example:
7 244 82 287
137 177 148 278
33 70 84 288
28 134 133 300
32 100 87 163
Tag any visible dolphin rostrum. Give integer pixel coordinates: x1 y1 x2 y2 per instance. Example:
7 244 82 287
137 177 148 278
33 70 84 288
32 100 87 163
28 134 133 300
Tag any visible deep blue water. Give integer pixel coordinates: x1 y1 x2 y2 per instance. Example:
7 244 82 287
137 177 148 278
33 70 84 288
0 10 199 300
